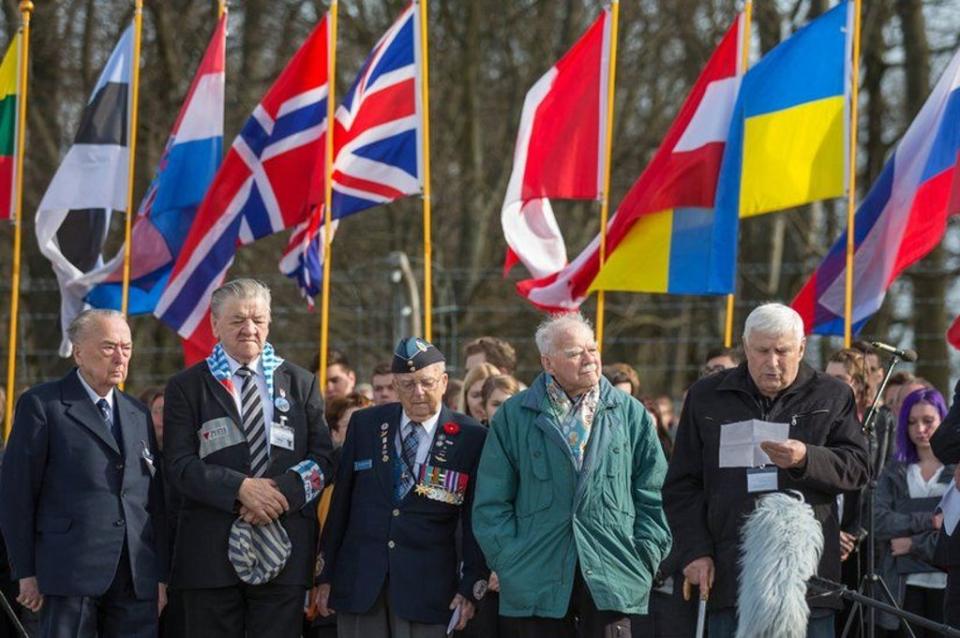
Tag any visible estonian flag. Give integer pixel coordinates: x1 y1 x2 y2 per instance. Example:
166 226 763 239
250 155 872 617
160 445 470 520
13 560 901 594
35 26 133 356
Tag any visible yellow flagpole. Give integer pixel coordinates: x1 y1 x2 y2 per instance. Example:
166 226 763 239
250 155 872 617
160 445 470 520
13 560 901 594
319 1 338 387
724 0 752 348
120 0 144 318
4 1 32 441
842 0 862 347
418 0 433 341
594 0 619 351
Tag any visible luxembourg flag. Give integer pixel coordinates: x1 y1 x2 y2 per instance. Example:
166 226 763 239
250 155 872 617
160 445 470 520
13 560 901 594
500 8 612 279
516 12 745 310
792 44 960 335
85 15 225 314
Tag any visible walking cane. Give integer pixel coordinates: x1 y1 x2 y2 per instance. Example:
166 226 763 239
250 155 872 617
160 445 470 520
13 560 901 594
0 589 29 638
683 577 709 638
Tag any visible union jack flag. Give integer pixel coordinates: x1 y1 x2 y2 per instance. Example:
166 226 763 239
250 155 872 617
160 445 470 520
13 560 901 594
280 2 424 300
156 15 331 361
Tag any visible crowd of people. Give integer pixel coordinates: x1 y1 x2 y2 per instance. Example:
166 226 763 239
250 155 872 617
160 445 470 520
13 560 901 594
0 278 958 638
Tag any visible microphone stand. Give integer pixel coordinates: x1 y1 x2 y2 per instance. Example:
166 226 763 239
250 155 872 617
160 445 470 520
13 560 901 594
841 351 913 638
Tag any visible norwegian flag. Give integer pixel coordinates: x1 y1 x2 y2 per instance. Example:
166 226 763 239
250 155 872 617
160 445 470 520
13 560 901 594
281 2 423 301
156 15 331 362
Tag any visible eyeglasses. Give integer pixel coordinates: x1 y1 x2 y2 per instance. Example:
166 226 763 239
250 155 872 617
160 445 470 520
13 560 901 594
396 376 443 392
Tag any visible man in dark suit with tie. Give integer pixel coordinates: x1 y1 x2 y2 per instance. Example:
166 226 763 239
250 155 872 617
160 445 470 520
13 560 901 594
316 337 489 638
0 309 167 638
163 278 334 638
931 378 960 628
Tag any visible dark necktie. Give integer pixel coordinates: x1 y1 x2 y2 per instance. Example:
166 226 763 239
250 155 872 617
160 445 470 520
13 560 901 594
96 398 122 449
236 366 268 477
396 421 422 499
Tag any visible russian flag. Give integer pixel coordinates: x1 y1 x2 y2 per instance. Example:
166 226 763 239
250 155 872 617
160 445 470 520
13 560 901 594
792 43 960 336
85 15 226 314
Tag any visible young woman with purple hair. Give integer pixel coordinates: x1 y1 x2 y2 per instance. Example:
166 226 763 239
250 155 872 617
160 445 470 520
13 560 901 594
875 387 955 635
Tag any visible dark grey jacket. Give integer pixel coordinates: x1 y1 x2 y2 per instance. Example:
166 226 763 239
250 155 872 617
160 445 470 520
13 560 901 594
874 461 953 630
663 361 869 610
931 378 960 568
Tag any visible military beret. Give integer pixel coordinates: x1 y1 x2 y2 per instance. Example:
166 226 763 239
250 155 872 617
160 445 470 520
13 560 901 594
391 337 445 374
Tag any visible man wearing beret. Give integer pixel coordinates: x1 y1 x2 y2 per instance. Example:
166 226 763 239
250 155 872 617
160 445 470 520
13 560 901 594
316 338 489 637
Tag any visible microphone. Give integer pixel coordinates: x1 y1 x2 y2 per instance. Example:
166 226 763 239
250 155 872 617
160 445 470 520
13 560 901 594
871 341 918 362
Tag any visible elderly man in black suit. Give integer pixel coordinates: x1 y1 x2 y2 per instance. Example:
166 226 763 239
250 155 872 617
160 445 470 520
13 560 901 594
316 337 489 638
163 278 334 638
0 309 167 638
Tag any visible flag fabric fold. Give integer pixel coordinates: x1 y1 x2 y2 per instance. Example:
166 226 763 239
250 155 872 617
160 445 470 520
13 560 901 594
500 9 611 279
794 43 960 336
35 26 133 356
516 12 744 310
156 15 331 361
86 15 226 316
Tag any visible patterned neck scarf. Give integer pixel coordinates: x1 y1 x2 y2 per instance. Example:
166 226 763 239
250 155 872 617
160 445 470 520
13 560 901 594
206 342 284 400
544 375 600 468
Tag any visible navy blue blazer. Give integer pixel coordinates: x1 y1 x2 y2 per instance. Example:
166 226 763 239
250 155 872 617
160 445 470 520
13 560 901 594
0 370 166 598
319 403 489 625
163 359 334 588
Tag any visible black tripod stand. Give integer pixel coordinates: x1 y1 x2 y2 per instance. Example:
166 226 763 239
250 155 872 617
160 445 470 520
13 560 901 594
840 349 917 638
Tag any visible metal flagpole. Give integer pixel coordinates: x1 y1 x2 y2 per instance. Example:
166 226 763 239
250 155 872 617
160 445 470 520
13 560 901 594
595 0 619 351
843 0 862 347
120 0 144 317
319 0 338 387
723 0 752 349
3 1 32 441
418 0 433 341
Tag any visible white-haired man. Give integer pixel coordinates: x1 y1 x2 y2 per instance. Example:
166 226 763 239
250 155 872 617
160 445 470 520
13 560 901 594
664 302 869 638
472 313 671 637
163 278 334 638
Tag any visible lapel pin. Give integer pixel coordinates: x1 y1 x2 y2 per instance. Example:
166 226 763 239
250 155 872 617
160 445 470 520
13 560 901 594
274 395 290 413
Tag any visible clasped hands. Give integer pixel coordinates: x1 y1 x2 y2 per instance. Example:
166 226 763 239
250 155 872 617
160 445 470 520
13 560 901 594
238 477 289 525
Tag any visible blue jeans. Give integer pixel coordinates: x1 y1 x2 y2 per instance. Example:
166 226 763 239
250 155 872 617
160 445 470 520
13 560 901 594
708 608 835 638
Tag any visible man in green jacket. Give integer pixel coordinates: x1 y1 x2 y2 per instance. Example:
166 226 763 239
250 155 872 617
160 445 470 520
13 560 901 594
472 312 671 637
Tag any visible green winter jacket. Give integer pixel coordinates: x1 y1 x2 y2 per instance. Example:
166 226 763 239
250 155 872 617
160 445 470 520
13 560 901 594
472 373 671 617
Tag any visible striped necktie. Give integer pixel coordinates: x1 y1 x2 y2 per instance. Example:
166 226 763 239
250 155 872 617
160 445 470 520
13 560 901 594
396 421 422 500
237 366 268 477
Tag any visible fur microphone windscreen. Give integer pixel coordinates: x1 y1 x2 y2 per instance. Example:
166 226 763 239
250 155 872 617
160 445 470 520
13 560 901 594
735 491 824 638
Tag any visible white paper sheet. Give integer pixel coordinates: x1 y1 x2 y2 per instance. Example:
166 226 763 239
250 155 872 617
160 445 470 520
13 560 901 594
938 482 960 536
718 419 790 468
446 606 461 636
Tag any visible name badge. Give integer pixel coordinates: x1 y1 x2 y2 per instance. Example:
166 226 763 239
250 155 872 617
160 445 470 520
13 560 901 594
270 421 295 450
747 467 779 494
354 459 373 471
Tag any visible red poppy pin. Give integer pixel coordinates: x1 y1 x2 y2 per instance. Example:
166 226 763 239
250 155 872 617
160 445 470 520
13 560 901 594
443 421 460 435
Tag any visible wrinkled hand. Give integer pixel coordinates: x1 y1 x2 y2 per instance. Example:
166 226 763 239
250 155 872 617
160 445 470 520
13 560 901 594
933 513 944 530
890 537 912 556
682 556 715 598
488 572 500 593
316 584 334 617
158 583 167 616
760 439 807 469
17 577 43 612
839 531 857 562
449 594 475 631
237 478 288 524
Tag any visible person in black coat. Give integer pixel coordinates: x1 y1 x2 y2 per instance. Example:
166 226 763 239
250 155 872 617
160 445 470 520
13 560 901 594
930 377 960 628
316 338 489 638
163 278 334 638
0 309 167 638
663 303 869 638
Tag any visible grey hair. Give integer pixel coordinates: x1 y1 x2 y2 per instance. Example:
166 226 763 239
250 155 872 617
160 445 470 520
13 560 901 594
210 278 272 320
742 303 804 345
67 309 126 345
535 312 594 356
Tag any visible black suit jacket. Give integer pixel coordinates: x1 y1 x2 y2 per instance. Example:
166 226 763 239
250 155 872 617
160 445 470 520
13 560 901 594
163 358 334 588
0 370 166 598
932 378 960 567
319 403 489 625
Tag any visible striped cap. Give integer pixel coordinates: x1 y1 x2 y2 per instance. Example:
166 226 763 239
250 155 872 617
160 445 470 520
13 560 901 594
227 518 292 585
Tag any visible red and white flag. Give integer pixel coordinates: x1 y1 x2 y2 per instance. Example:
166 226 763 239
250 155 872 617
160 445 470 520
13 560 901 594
500 9 612 279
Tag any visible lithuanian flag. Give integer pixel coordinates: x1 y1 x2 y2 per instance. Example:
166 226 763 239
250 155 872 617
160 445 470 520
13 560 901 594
0 34 19 221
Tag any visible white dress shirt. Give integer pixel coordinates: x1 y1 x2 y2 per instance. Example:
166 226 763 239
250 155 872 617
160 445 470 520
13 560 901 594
224 353 274 450
397 409 441 473
76 369 115 413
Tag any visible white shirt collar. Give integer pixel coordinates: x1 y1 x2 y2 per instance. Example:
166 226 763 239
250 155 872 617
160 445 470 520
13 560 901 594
225 352 263 378
400 408 442 437
75 369 115 409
